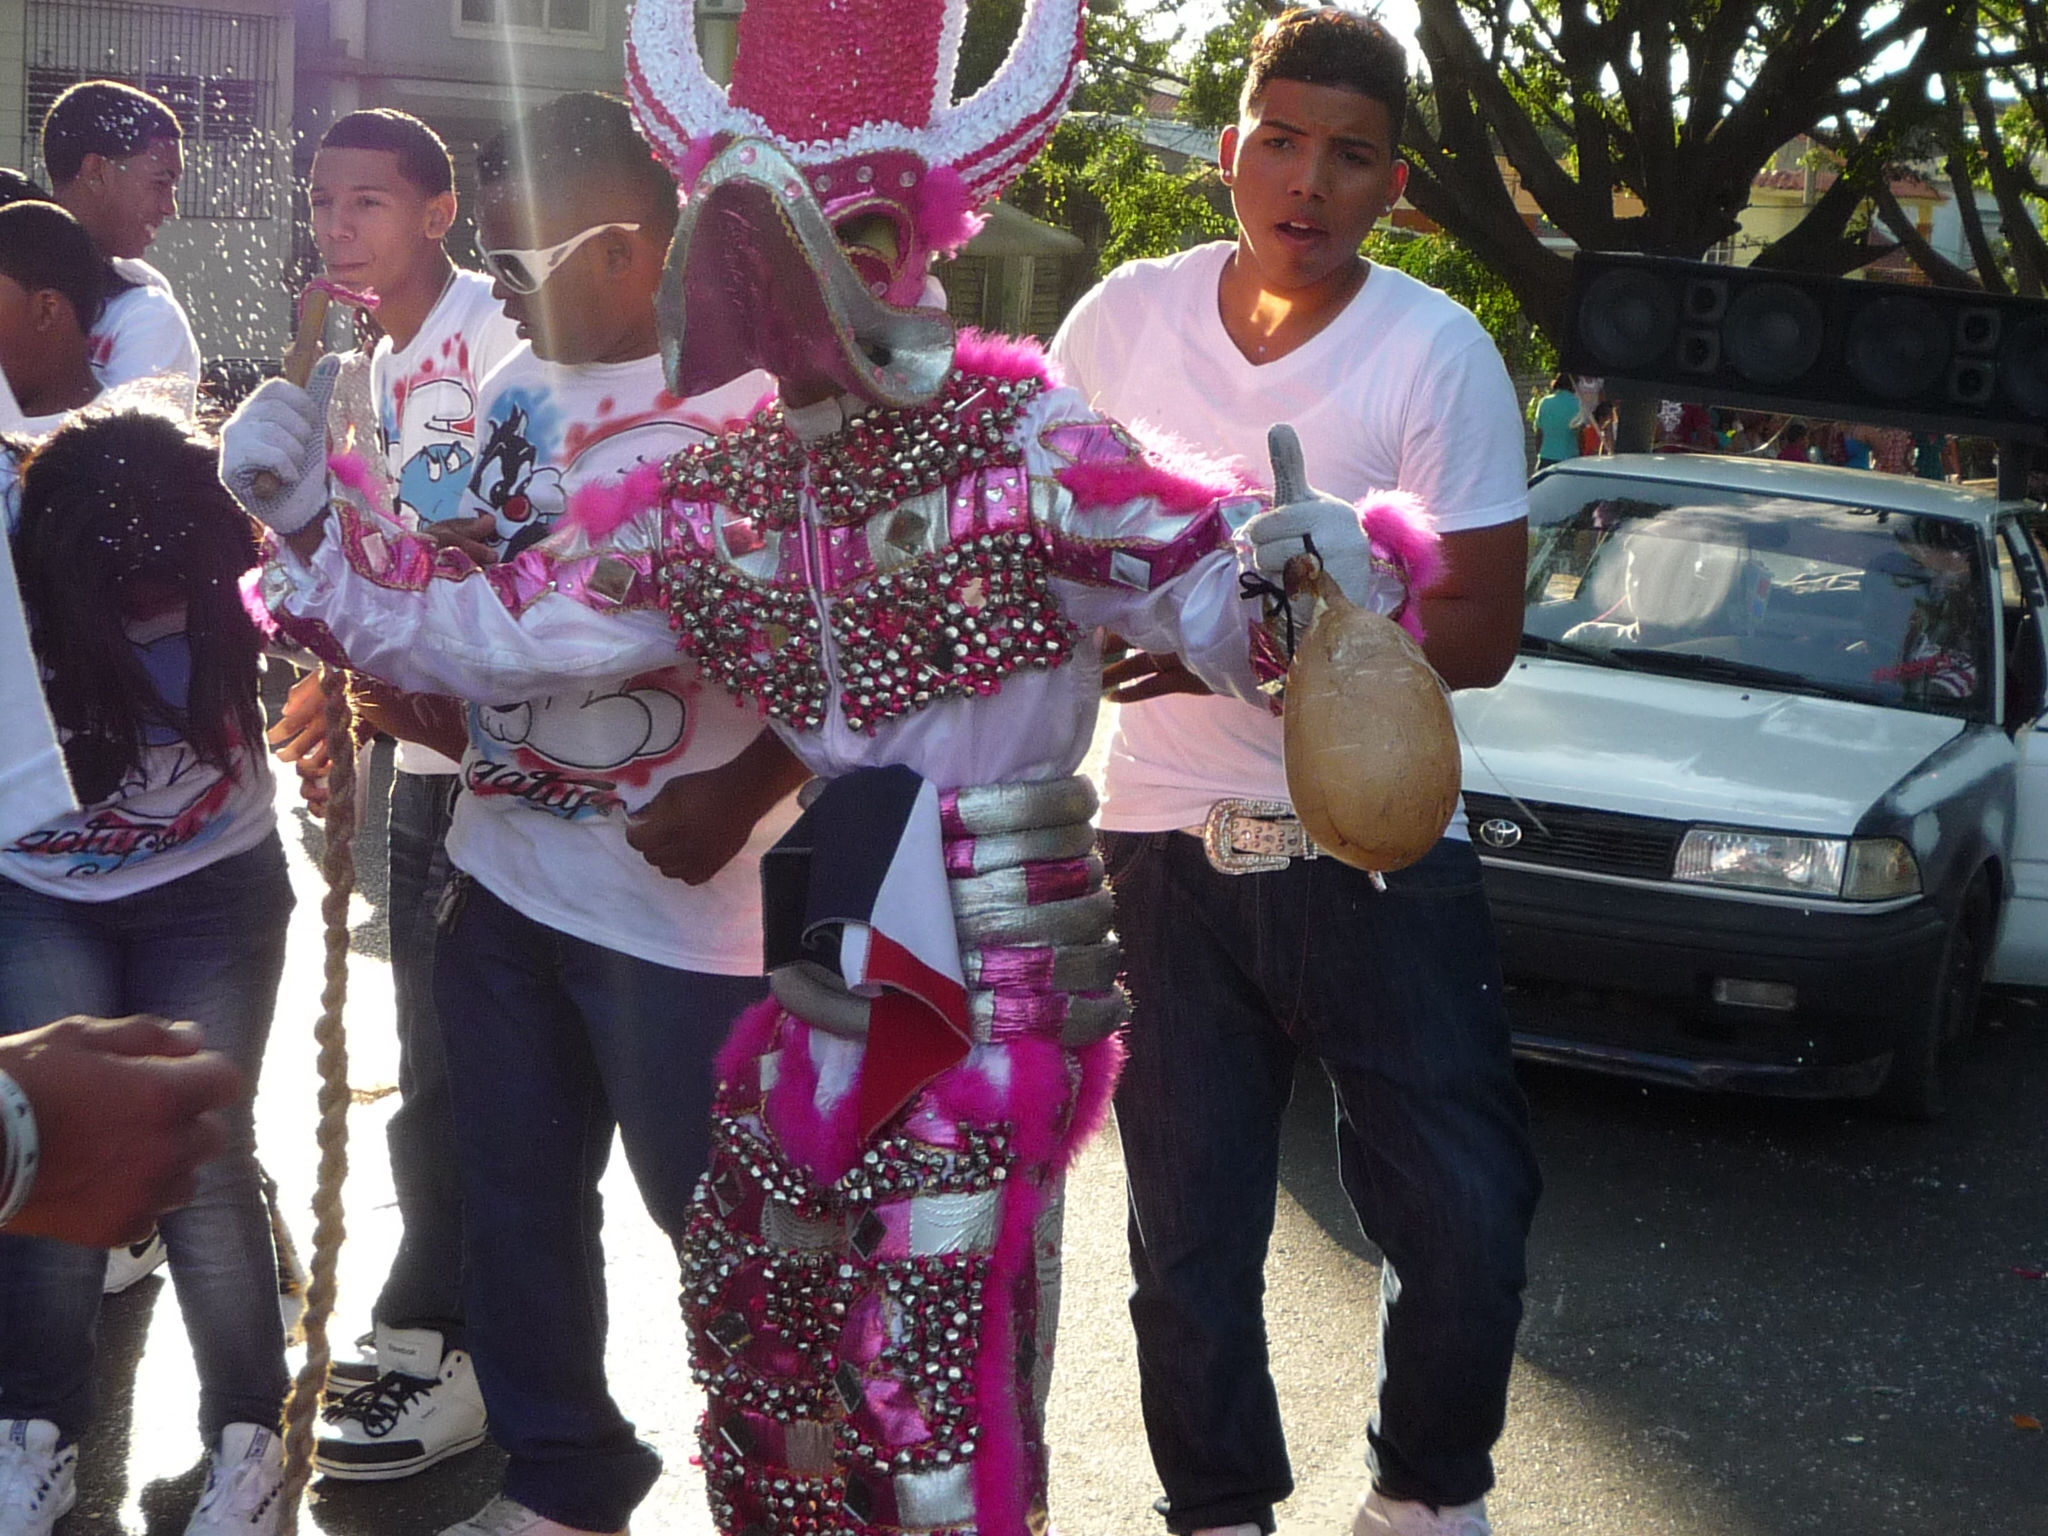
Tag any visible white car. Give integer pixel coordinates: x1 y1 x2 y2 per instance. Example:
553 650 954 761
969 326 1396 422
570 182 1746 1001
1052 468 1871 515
1456 452 2048 1117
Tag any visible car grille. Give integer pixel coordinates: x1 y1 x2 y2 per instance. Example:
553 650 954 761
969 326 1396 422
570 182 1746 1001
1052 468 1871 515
1463 794 1688 880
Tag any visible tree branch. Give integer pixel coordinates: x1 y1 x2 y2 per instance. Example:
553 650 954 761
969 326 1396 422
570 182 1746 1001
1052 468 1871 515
1965 72 2048 296
1871 177 1984 289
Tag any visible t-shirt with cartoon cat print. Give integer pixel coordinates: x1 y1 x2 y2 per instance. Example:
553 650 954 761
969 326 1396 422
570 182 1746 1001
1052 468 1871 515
369 268 522 774
268 350 788 973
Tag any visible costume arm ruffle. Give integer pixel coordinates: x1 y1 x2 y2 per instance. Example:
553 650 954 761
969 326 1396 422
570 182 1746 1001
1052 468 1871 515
242 453 680 706
1024 389 1444 706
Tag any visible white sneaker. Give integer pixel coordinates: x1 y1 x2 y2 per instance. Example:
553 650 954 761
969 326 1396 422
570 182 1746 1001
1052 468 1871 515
1353 1488 1492 1536
438 1495 625 1536
104 1229 168 1293
0 1420 76 1536
184 1423 285 1536
315 1326 487 1481
322 1330 382 1404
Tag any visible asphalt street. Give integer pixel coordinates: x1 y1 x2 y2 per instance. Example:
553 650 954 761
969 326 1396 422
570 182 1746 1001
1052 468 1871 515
59 739 2048 1536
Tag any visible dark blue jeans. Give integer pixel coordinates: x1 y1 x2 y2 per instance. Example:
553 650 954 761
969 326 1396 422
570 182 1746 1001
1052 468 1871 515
0 836 293 1447
434 878 767 1533
374 768 466 1345
1103 832 1541 1531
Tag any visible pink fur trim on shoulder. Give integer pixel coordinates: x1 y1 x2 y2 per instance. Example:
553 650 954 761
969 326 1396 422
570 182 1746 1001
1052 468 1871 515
562 460 666 544
954 327 1057 388
1357 489 1444 643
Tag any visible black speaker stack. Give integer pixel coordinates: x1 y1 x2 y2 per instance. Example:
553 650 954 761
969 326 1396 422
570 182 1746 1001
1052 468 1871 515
1561 252 2048 447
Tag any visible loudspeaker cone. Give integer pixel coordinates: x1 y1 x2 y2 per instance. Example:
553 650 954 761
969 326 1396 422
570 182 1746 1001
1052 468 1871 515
1846 296 1951 400
1579 268 1680 371
1724 283 1824 386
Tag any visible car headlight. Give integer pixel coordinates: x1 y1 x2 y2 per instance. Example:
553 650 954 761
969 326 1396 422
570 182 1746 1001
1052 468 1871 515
1673 828 1921 900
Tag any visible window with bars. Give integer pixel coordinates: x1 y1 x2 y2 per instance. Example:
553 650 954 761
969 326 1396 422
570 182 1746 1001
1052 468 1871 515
21 3 282 221
455 0 599 39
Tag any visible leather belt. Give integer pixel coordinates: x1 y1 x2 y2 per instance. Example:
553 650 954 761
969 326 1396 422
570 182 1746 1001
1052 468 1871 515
1197 798 1320 875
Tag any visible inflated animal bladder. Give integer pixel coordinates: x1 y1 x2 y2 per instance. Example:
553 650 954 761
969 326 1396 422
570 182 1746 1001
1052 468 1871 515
1284 573 1460 872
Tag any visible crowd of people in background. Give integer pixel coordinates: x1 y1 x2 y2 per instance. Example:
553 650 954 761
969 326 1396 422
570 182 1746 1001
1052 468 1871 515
1530 371 1975 481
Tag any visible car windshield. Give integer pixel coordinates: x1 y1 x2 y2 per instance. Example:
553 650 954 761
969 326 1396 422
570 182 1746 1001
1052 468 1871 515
1524 473 1991 719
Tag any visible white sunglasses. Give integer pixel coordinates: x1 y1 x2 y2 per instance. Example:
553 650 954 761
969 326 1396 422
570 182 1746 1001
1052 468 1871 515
480 221 642 295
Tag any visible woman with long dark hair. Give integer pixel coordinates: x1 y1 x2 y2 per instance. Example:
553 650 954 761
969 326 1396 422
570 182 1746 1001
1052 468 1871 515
0 407 293 1536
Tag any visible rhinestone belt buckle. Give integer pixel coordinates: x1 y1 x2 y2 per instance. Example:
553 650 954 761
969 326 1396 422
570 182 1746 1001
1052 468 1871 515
1201 799 1314 875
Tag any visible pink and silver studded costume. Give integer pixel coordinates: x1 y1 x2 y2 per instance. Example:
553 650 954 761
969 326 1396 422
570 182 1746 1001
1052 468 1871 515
622 2 1438 1532
252 2 1435 1531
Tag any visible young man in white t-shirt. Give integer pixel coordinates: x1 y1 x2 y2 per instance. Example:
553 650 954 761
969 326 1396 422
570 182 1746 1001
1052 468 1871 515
230 94 804 1536
279 108 521 1484
40 81 201 412
1052 13 1542 1536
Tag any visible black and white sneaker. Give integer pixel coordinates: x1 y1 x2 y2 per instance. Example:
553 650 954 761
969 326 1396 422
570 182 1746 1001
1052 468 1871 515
103 1231 168 1294
322 1332 381 1405
314 1327 487 1481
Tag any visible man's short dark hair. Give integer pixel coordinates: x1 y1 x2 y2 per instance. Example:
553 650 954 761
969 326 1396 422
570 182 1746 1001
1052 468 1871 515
0 168 46 209
477 92 680 236
1242 7 1408 134
319 109 456 200
0 200 107 330
41 81 183 186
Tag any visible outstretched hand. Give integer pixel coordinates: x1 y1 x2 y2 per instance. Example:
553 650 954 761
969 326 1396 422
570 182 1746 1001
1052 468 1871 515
2 1016 245 1247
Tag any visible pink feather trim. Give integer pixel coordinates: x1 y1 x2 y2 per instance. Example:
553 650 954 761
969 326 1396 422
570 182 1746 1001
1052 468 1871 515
562 460 666 544
1357 489 1444 642
764 1024 866 1185
953 327 1057 387
1051 416 1254 515
714 995 784 1091
908 165 986 255
327 450 382 500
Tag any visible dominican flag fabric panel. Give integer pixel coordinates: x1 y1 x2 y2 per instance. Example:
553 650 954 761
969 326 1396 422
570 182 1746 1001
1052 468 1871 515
762 764 971 1138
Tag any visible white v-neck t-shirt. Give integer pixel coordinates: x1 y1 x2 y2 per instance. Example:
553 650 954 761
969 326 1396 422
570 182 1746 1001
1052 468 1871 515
1052 241 1528 833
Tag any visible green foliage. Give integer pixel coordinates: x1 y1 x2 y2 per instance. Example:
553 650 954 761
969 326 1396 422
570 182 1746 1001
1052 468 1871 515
1178 1 1267 130
1083 126 1236 267
1364 229 1556 376
1006 118 1234 274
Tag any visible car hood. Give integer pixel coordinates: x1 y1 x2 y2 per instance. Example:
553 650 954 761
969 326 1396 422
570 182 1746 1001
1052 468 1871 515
1455 657 1967 835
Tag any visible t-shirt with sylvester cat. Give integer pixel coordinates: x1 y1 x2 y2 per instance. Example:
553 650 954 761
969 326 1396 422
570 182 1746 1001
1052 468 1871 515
265 347 786 972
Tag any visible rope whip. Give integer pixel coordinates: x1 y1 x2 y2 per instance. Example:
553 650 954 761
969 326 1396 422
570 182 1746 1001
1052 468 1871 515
259 278 379 1531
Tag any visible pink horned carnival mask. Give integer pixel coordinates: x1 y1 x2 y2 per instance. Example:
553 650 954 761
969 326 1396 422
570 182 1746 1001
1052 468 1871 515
625 0 1087 408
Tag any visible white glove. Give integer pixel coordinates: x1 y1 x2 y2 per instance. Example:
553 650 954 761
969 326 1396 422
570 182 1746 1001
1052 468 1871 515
219 360 340 535
1241 424 1408 617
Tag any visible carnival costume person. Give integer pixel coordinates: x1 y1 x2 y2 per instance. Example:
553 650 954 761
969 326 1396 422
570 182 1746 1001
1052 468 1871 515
223 2 1441 1531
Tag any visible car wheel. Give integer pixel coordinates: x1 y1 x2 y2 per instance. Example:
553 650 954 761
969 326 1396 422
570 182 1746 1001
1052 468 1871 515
1873 880 1991 1121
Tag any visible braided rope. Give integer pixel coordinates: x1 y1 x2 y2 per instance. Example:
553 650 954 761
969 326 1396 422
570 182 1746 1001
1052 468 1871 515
278 667 357 1531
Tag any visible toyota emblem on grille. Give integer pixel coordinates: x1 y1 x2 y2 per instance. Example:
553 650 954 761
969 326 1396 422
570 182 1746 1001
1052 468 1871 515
1478 818 1524 849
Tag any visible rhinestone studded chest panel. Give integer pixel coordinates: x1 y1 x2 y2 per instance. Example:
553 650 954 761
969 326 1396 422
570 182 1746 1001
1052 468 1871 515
657 371 1080 735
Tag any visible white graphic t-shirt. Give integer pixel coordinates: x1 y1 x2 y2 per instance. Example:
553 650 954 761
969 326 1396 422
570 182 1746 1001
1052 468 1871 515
1052 243 1530 837
368 269 522 773
437 351 787 972
90 258 200 413
0 591 275 900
